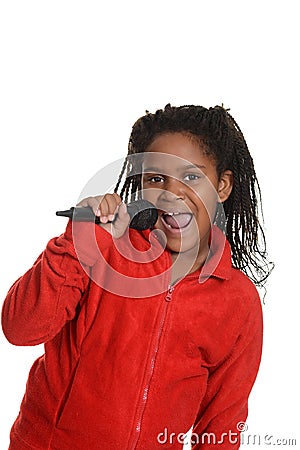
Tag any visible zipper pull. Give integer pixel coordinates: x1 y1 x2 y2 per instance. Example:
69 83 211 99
165 285 174 302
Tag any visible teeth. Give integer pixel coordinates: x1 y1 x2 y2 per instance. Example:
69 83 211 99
161 212 193 230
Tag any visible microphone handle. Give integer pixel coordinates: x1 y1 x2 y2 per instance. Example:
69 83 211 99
56 200 158 231
56 207 101 223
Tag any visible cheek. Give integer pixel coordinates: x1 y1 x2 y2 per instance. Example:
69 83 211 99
141 184 162 204
144 193 157 206
191 184 219 218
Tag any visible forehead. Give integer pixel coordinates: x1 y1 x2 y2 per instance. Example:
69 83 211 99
142 132 214 171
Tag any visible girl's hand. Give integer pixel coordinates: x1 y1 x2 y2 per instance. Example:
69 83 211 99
76 193 130 239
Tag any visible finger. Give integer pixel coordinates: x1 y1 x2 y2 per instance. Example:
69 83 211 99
107 194 122 219
111 203 131 238
117 202 128 220
77 196 102 215
96 195 108 218
108 193 122 219
99 201 130 238
97 194 120 223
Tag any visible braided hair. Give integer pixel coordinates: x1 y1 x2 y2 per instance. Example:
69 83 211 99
114 103 273 288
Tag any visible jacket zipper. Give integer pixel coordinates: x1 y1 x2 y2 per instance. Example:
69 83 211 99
130 285 175 449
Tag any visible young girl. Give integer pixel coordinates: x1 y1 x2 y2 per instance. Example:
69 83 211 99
2 104 273 449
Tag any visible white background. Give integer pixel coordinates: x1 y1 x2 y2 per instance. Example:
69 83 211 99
0 1 299 448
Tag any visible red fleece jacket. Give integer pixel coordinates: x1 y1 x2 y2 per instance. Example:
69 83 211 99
2 222 263 450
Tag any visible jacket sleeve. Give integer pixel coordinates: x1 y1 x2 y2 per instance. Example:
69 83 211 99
191 293 263 449
1 221 113 346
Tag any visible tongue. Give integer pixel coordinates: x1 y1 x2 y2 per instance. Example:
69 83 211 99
163 213 192 229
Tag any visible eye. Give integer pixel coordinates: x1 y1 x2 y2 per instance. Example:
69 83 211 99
145 175 165 183
183 173 202 182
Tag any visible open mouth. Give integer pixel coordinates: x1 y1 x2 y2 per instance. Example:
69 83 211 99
161 212 193 230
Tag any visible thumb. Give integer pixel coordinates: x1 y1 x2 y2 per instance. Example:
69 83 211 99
111 202 131 238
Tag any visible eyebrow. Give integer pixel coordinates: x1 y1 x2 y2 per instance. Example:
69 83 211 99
142 164 207 172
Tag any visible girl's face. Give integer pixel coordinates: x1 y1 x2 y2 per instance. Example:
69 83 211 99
141 132 233 269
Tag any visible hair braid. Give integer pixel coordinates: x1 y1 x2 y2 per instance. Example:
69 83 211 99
114 157 128 195
115 104 274 288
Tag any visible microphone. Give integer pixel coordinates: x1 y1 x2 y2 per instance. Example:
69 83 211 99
56 199 158 231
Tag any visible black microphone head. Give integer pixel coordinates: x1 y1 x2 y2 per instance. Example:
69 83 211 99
128 199 158 231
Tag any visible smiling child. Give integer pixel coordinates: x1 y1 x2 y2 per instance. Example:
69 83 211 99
2 104 273 449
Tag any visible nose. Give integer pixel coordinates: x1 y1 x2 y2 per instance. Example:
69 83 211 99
159 177 186 202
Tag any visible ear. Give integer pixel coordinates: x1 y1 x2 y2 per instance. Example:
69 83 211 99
217 170 233 203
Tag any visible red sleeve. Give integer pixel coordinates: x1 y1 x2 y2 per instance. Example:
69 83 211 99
191 294 263 449
1 221 113 346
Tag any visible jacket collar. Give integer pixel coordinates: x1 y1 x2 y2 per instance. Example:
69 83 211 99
141 224 232 283
198 225 232 282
